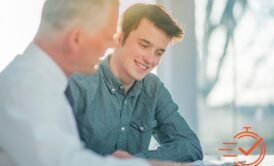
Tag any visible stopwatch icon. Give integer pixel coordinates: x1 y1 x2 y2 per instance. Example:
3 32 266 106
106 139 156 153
233 127 266 166
219 126 267 166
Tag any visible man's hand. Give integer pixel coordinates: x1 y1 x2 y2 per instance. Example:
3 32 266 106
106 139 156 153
112 150 132 159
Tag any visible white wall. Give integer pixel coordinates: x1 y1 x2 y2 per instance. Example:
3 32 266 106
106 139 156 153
0 0 44 72
157 0 198 131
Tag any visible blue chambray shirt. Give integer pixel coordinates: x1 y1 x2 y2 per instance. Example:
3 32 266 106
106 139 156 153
66 55 203 162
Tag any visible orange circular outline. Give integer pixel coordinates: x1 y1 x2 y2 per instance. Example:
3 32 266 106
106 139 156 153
234 131 266 166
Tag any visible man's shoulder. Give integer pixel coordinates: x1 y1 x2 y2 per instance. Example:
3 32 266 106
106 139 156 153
143 73 162 86
141 73 163 96
69 73 99 91
0 61 52 103
0 58 42 88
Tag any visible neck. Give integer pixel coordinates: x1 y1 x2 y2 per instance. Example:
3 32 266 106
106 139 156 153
34 36 72 77
109 52 135 92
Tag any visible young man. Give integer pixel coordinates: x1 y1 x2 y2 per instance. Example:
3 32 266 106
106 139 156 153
67 3 203 162
0 1 171 166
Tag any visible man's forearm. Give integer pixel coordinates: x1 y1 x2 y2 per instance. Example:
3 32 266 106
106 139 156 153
134 140 203 162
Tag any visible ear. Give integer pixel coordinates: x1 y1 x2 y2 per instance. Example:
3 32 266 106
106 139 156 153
67 28 84 52
113 31 124 48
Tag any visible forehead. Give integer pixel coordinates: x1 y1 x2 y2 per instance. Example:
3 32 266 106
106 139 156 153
128 18 170 45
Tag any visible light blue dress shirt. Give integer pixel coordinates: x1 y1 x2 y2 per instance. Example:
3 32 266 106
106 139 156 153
0 43 149 166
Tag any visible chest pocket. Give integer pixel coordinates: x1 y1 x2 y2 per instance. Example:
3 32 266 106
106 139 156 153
128 119 157 152
130 120 157 132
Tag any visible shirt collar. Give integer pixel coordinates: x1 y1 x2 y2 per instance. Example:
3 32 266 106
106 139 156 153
100 55 142 96
23 43 68 93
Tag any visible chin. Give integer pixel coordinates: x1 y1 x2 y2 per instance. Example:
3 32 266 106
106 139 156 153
132 74 146 81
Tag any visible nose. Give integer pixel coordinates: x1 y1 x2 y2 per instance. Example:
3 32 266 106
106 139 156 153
143 53 156 67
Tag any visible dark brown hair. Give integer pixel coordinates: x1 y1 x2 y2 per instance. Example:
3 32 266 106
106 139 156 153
120 3 184 44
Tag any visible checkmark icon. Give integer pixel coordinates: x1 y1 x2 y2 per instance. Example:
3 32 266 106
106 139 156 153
238 137 263 156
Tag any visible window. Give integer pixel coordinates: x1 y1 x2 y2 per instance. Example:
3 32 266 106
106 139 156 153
195 0 274 155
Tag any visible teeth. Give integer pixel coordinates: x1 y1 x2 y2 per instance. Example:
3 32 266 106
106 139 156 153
136 61 148 69
139 63 147 69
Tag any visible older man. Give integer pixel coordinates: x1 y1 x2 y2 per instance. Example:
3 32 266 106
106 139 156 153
0 0 164 166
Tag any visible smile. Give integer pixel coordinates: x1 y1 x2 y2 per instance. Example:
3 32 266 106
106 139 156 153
134 60 149 70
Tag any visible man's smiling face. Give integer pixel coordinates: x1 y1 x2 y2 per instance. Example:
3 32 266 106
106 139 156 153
114 18 170 82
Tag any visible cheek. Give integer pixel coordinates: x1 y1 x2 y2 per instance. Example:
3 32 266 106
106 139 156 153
152 57 161 67
120 47 134 63
133 46 146 55
89 40 106 57
124 41 143 56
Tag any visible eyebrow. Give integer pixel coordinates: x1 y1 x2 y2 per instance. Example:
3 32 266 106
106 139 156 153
138 38 166 52
138 38 151 45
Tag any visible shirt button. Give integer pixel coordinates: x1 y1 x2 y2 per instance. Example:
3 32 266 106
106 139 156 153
111 88 116 93
139 126 144 131
119 85 124 90
121 127 126 131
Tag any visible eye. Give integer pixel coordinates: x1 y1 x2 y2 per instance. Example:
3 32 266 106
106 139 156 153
155 51 164 57
139 43 148 48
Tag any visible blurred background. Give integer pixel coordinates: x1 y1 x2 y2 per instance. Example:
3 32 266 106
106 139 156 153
1 0 273 158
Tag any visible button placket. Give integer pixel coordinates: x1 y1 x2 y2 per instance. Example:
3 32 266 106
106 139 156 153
121 126 126 131
117 125 127 149
117 95 130 149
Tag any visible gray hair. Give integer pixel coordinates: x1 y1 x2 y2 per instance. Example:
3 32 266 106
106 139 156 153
37 0 118 37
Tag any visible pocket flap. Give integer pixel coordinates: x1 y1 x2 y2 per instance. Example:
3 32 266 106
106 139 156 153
130 120 157 132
